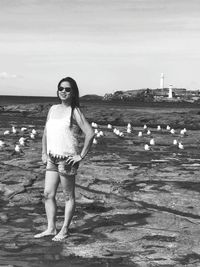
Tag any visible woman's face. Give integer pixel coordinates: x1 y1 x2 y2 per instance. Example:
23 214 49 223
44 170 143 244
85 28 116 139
58 81 72 101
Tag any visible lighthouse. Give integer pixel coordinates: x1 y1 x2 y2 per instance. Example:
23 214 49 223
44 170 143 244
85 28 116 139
168 84 173 98
160 73 164 89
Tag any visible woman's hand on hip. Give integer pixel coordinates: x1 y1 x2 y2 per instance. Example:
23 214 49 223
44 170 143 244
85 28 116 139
65 155 82 165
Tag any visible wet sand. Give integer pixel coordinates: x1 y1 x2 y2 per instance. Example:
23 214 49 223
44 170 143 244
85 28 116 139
0 100 200 266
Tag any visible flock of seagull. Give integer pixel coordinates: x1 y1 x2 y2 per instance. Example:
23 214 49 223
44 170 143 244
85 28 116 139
91 122 187 150
0 126 38 154
0 122 187 156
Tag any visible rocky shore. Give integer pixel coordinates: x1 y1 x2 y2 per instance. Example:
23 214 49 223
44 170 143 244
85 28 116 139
0 101 200 266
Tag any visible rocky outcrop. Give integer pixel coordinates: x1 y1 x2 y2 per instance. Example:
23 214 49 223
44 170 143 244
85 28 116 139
0 103 200 266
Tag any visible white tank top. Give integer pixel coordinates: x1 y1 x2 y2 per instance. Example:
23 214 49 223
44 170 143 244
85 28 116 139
46 105 79 157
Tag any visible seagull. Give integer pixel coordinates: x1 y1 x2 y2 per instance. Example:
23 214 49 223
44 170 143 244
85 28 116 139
99 131 104 136
115 129 120 136
30 133 35 139
15 144 21 152
147 130 151 135
127 123 132 133
0 140 5 147
96 132 101 138
93 138 97 145
107 124 112 129
31 129 37 135
91 122 98 128
127 123 132 131
12 126 17 134
113 128 117 134
117 131 121 136
119 132 124 137
166 125 171 131
11 144 24 156
170 129 175 134
21 127 27 132
94 129 98 134
157 125 161 131
19 138 25 146
150 138 155 145
138 131 142 137
178 142 184 149
144 144 150 151
143 124 147 129
3 130 10 135
19 137 27 146
180 129 185 135
19 137 26 143
180 128 187 135
13 145 24 154
173 139 178 145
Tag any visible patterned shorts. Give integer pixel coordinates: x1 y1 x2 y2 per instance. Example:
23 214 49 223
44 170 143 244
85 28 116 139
46 153 79 176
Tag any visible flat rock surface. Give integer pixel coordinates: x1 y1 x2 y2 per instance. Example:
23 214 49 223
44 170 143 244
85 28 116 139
0 102 200 266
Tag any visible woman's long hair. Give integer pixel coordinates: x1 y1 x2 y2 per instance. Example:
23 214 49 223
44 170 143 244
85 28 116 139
57 77 80 127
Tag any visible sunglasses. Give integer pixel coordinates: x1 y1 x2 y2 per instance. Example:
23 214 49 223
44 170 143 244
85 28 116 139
58 87 71 92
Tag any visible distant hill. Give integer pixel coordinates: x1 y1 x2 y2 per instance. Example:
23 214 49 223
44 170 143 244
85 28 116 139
80 94 103 101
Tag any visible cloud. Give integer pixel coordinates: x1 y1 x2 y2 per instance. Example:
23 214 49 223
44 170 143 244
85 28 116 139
0 72 18 79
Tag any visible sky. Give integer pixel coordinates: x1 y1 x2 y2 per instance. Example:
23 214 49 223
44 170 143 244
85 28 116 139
0 0 200 96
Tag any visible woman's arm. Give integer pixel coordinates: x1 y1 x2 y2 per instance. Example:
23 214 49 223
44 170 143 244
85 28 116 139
42 126 47 163
66 107 95 165
74 107 95 159
41 106 52 163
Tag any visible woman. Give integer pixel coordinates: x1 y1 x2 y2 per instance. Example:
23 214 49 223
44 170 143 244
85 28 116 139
34 77 94 241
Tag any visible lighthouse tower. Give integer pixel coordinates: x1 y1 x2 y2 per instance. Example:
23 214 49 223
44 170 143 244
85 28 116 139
168 84 173 98
160 73 164 89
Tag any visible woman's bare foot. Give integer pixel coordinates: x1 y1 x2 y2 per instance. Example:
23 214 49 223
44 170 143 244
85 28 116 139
52 229 69 241
34 229 57 238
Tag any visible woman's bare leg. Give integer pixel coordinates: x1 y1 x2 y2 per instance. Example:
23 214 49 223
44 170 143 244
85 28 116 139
52 174 75 241
34 171 60 238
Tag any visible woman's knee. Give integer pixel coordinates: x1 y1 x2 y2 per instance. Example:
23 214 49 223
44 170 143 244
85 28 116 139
63 189 75 201
44 190 56 200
